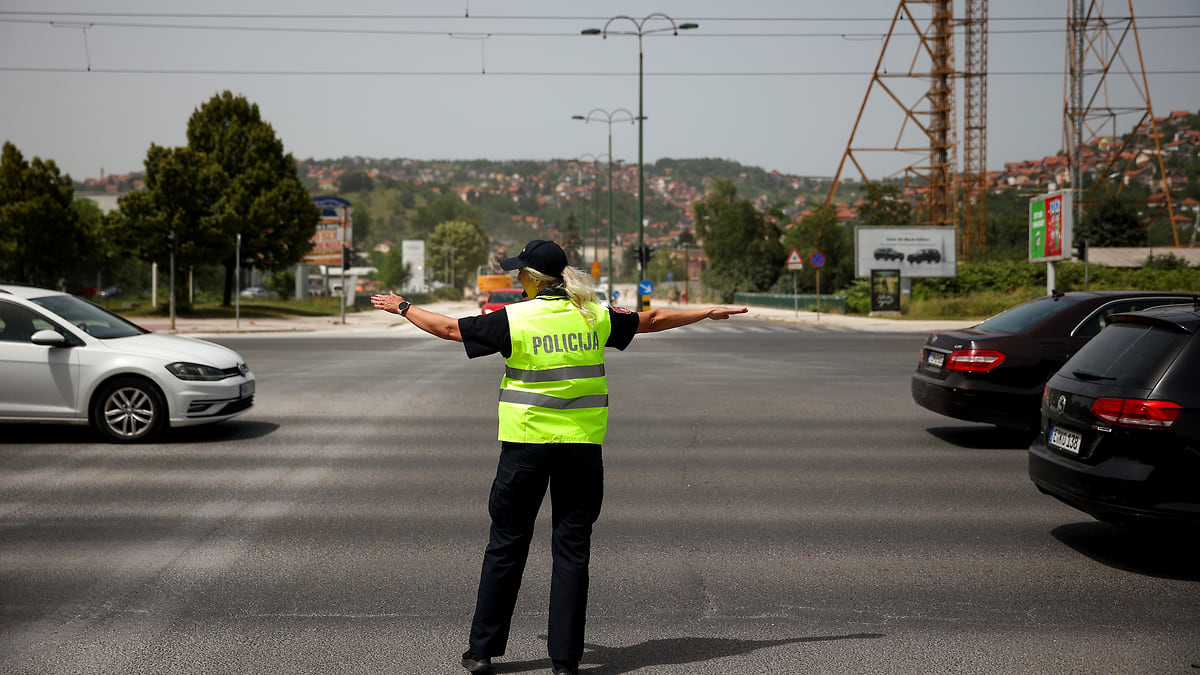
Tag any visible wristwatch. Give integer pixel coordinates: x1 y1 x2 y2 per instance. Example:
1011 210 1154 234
395 300 411 316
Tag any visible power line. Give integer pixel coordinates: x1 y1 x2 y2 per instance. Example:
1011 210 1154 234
1 10 1196 21
3 66 1196 77
2 16 1196 39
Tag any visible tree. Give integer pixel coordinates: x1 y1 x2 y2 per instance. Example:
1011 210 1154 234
1080 193 1146 247
377 247 413 291
645 247 687 286
782 203 855 293
114 144 225 308
339 171 374 193
0 142 93 288
267 268 295 299
413 192 479 237
428 219 490 291
561 211 582 264
694 179 784 302
855 183 915 227
117 92 320 306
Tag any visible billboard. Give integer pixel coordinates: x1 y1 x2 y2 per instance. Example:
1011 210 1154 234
870 269 901 312
1029 190 1073 263
305 196 353 266
401 240 427 293
854 226 957 278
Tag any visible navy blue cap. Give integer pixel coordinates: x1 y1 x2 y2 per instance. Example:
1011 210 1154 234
499 239 568 279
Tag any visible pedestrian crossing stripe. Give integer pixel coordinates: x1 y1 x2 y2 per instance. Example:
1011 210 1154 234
641 324 852 334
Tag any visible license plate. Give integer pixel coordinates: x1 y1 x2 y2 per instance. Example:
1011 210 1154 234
926 351 945 368
240 381 255 398
1049 425 1082 455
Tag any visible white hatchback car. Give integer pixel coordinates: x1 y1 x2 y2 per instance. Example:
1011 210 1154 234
0 284 255 442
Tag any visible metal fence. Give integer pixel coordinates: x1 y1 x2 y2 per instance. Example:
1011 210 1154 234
734 292 847 313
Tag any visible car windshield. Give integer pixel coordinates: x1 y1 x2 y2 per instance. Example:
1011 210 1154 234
1060 321 1188 388
31 294 149 339
974 295 1085 334
489 292 524 304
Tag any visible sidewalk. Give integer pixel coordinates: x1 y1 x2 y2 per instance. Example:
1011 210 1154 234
136 300 978 337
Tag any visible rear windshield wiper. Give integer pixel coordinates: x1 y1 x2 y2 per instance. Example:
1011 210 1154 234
1072 369 1115 381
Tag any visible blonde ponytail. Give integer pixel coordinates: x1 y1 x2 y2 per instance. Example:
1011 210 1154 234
524 265 600 327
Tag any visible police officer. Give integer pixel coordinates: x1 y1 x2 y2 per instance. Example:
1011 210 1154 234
370 240 746 675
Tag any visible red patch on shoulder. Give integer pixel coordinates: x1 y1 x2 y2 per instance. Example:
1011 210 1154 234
612 307 634 315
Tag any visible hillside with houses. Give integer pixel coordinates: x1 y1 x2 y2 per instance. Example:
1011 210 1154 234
75 108 1199 256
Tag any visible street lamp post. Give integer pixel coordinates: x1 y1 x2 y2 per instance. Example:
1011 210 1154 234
573 154 602 267
583 14 698 310
573 108 635 305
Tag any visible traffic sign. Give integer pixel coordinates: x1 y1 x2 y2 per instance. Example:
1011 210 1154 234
810 252 825 268
590 261 601 279
785 248 805 271
638 280 655 296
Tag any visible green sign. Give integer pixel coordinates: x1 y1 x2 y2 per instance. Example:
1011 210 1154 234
1029 190 1072 263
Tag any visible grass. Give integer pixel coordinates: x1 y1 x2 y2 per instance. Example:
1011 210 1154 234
901 288 1043 321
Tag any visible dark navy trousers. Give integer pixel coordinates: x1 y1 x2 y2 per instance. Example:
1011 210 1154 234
468 441 604 664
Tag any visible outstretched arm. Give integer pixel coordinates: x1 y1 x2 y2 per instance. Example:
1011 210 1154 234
636 306 748 333
370 292 463 342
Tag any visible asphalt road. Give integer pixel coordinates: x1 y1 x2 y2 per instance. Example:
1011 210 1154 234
2 319 1198 674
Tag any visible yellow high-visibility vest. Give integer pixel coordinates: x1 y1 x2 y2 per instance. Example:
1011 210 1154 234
497 296 612 444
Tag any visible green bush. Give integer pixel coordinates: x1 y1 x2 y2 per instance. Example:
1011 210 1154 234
432 286 462 301
880 259 1199 319
843 278 871 314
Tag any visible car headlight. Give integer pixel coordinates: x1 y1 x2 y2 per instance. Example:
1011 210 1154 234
166 362 227 381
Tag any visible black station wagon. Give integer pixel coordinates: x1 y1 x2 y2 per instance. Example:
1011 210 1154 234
1028 302 1200 528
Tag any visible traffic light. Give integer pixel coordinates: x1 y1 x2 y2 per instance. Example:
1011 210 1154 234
1074 239 1088 262
342 245 353 270
638 245 655 267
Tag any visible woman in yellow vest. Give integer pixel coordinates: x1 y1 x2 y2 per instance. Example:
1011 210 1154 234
370 240 745 675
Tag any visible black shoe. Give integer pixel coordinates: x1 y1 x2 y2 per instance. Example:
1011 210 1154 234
551 661 579 675
461 650 494 674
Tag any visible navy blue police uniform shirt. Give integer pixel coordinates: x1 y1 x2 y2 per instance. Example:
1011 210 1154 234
458 288 640 359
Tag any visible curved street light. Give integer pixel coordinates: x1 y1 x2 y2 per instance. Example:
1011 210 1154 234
582 14 698 309
576 153 609 293
573 108 636 304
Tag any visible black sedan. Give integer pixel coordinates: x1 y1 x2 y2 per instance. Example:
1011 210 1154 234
1028 303 1200 527
912 290 1194 431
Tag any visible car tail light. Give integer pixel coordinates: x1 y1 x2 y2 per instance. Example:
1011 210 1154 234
1090 398 1182 428
945 349 1006 372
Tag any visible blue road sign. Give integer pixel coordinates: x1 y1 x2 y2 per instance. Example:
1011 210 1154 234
810 252 825 267
638 280 655 296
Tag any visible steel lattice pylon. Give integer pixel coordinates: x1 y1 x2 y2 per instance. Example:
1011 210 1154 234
960 0 988 258
1066 0 1180 246
826 0 986 258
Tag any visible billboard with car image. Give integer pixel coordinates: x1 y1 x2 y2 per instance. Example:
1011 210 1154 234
854 227 957 278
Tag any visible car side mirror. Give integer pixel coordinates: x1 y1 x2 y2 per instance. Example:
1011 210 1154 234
30 329 68 347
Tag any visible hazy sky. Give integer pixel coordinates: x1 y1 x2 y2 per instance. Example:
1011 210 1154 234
2 1 1198 183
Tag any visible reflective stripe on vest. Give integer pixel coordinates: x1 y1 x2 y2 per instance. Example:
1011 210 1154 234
498 296 611 444
504 364 606 382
